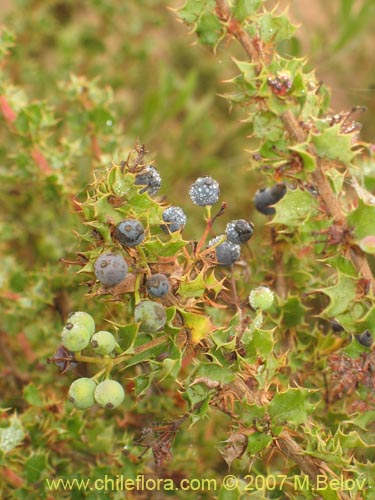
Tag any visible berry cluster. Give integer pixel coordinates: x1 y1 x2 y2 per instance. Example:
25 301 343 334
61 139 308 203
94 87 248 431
60 311 125 410
56 148 283 412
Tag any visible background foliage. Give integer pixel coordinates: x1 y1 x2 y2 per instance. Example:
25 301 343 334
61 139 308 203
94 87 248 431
0 1 374 499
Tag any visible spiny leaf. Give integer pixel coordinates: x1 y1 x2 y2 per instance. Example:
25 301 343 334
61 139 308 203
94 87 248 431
320 274 357 317
272 189 319 226
312 124 356 163
269 388 315 425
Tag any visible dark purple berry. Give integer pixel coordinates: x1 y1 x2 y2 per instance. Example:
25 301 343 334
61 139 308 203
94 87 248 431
146 273 170 298
208 235 241 266
189 176 220 206
226 219 254 244
115 219 145 247
94 252 128 286
135 165 161 196
254 183 286 215
161 206 187 233
355 330 373 348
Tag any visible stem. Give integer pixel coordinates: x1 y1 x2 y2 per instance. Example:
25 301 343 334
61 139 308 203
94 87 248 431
215 0 261 65
74 353 108 365
134 273 142 305
195 206 213 255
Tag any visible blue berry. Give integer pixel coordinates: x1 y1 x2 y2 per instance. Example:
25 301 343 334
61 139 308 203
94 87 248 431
226 219 254 244
161 206 187 233
135 165 161 196
189 176 220 206
355 330 373 347
94 380 125 409
146 273 170 298
115 219 145 247
94 252 128 286
208 235 241 266
134 300 167 332
68 378 97 409
254 183 286 215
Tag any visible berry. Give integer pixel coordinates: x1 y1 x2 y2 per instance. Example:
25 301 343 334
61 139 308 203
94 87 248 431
61 323 91 352
254 183 287 215
161 206 187 233
68 378 96 409
355 330 373 348
66 311 95 336
146 273 170 298
94 252 128 286
91 331 116 355
135 165 161 196
226 219 254 244
189 176 220 206
249 286 274 310
115 219 145 247
208 235 241 266
94 380 125 409
134 300 167 332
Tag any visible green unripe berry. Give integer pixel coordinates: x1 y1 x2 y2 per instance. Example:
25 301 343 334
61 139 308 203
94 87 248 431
249 286 274 310
91 331 116 355
61 323 91 352
68 378 96 409
134 300 166 332
94 380 125 409
66 311 95 336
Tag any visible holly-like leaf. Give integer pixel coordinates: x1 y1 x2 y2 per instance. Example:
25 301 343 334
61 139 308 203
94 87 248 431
347 201 375 240
272 189 318 227
0 415 25 453
269 388 314 425
320 274 357 317
257 11 297 44
247 432 273 455
232 0 263 21
195 362 236 385
180 310 213 343
289 144 316 172
312 124 356 164
282 296 306 328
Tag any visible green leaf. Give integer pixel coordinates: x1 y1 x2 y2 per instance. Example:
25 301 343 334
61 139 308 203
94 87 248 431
180 310 213 343
143 238 186 257
312 124 355 163
25 453 48 482
347 201 375 240
0 415 25 453
244 328 274 361
282 296 306 328
326 168 346 195
269 388 314 425
272 189 318 226
196 13 223 47
289 144 316 172
178 0 215 24
321 274 357 317
195 363 236 385
23 383 43 407
253 111 284 141
247 432 273 455
258 11 296 44
116 323 139 352
232 0 263 21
